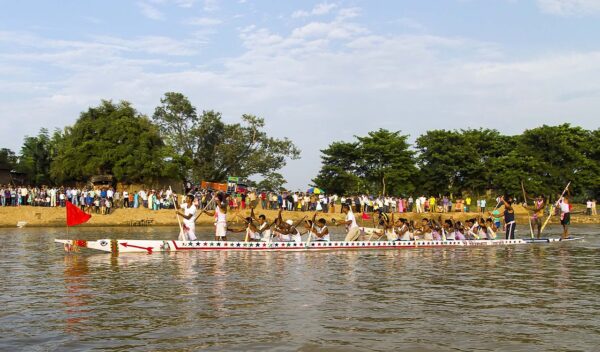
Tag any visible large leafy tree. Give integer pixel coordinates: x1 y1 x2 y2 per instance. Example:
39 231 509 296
513 124 600 199
0 148 18 170
313 129 417 195
312 141 362 194
415 128 513 195
51 100 175 183
357 129 417 195
153 92 300 183
16 128 58 185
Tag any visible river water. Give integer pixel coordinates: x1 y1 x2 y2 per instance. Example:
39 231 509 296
1 225 599 351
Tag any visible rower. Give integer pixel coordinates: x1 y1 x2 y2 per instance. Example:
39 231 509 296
532 195 546 238
203 193 229 241
277 219 302 243
228 217 262 241
442 219 454 240
251 207 271 241
341 204 361 241
315 218 330 241
489 195 516 240
395 218 413 241
176 194 198 241
464 218 480 240
484 218 497 239
559 196 571 239
414 218 433 241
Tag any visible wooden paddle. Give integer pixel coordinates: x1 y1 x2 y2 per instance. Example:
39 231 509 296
169 187 185 241
521 181 534 239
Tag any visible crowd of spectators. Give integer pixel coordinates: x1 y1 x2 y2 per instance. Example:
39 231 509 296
0 185 180 215
4 184 596 216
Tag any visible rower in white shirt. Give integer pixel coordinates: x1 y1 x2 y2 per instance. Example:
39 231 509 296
342 204 361 241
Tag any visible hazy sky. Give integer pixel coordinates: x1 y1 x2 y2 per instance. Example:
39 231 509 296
1 0 599 189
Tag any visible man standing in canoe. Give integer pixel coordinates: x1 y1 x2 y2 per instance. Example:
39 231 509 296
559 196 571 239
176 194 198 241
204 193 229 241
342 203 361 241
489 195 516 239
531 195 546 238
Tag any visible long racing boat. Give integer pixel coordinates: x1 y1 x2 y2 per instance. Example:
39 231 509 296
54 237 580 254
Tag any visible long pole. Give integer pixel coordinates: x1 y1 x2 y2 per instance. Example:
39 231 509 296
540 181 571 234
169 187 185 241
521 181 534 238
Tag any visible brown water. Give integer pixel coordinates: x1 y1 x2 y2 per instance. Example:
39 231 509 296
1 225 599 351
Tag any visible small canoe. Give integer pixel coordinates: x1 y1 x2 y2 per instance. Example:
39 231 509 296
54 237 581 254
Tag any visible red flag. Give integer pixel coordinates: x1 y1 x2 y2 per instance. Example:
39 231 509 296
66 200 91 227
361 212 371 220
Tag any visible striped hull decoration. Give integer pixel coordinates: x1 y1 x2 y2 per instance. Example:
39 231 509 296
54 237 578 254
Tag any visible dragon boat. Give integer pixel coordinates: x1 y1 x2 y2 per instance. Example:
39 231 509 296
55 237 580 254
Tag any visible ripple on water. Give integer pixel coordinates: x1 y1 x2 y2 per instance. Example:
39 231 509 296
0 225 599 351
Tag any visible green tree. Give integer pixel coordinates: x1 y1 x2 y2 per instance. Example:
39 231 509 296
153 92 300 183
514 124 600 199
356 129 417 195
313 129 417 195
51 100 176 183
415 128 513 195
0 148 18 169
256 172 287 191
312 141 361 194
17 128 56 185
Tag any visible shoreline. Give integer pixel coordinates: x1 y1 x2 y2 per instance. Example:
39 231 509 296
1 205 599 228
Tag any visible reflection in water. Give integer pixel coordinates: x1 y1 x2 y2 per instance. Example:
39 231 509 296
0 225 598 351
63 255 92 334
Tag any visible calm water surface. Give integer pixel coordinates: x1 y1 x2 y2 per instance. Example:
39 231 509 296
1 225 599 351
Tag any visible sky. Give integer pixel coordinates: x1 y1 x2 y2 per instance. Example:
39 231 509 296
1 0 600 189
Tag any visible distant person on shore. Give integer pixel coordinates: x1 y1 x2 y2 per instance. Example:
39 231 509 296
586 199 593 216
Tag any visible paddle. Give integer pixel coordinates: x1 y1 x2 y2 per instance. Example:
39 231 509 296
169 187 185 241
305 213 318 246
521 181 534 239
540 181 571 234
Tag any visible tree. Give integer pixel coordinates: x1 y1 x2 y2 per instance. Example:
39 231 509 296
152 92 198 179
17 128 56 185
514 124 600 199
50 100 176 183
356 129 417 195
415 128 513 196
312 141 361 194
313 129 417 195
0 148 17 169
256 172 287 191
153 92 300 183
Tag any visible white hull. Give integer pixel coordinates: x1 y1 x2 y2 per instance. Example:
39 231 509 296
54 237 578 254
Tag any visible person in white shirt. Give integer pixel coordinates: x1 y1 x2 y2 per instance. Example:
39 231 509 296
559 196 571 239
586 200 593 216
204 194 229 241
176 194 198 241
342 204 361 241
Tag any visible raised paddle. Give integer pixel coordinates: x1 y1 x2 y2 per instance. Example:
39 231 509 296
540 181 571 234
521 181 534 239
